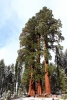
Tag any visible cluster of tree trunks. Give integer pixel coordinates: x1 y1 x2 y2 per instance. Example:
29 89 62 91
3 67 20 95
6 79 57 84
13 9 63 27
28 62 51 96
28 35 51 96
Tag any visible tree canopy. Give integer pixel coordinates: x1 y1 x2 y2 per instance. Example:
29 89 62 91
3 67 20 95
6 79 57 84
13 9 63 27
16 7 65 94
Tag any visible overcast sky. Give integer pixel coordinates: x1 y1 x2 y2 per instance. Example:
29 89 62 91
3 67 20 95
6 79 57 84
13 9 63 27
0 0 67 65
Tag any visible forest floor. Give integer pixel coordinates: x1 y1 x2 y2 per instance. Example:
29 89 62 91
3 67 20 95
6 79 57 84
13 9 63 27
11 96 61 100
1 94 66 100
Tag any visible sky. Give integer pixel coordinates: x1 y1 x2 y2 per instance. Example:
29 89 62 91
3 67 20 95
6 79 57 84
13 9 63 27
0 0 67 65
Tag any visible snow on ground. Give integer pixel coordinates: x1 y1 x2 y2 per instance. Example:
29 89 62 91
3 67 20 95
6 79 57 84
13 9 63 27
13 97 61 100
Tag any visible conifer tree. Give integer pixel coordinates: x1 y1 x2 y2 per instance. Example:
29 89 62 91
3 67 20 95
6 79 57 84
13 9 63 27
17 7 64 95
0 59 5 96
18 16 38 96
35 7 64 94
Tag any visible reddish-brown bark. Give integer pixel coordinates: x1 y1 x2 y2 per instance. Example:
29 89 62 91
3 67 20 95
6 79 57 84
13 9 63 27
37 34 42 95
45 61 51 94
44 41 51 95
28 79 35 96
37 81 42 95
28 66 35 96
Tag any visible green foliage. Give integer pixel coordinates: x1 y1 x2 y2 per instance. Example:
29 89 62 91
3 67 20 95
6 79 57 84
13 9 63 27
17 6 64 93
22 67 30 92
48 63 56 76
48 64 66 93
22 68 30 84
59 68 66 91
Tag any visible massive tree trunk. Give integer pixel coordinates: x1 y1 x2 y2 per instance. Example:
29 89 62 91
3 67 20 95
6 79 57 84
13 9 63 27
44 42 51 95
28 66 35 96
37 34 42 95
45 61 51 94
37 80 42 95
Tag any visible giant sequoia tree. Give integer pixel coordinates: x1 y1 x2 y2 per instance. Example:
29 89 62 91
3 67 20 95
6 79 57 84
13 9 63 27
17 7 64 95
18 17 38 96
